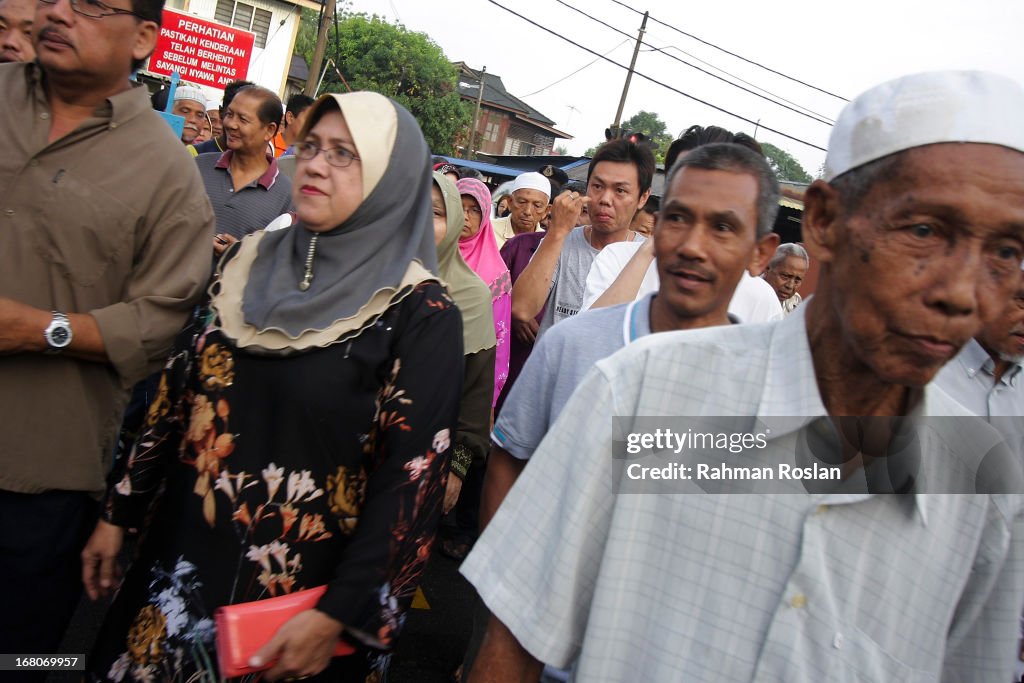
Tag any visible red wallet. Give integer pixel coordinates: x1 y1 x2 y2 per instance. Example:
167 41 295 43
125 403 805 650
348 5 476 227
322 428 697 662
214 585 356 678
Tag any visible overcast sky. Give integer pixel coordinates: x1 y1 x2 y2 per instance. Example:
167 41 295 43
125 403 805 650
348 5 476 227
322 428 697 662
342 0 1023 175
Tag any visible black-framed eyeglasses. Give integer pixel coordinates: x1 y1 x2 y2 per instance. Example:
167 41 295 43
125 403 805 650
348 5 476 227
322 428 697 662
38 0 146 19
294 141 360 168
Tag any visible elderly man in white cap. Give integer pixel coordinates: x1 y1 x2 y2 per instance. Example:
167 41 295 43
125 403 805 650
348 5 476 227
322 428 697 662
172 83 207 145
463 70 1024 683
492 171 551 249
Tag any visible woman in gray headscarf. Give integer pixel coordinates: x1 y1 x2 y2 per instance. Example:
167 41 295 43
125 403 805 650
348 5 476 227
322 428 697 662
82 92 464 682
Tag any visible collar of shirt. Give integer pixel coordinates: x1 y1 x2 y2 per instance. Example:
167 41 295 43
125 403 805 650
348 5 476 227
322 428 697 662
25 62 151 137
214 150 281 190
623 292 654 344
624 294 742 345
752 302 962 526
954 337 1023 387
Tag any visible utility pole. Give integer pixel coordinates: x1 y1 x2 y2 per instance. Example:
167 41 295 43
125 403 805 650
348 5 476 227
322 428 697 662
305 0 336 97
610 11 648 138
468 65 486 158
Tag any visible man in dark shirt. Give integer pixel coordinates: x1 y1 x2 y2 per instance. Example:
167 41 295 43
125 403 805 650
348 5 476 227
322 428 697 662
196 85 292 255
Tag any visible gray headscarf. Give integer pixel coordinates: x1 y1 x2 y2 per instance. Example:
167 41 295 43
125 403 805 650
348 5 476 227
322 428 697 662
221 92 438 347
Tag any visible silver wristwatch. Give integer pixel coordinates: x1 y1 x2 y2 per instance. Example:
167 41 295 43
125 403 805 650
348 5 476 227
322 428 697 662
43 311 73 353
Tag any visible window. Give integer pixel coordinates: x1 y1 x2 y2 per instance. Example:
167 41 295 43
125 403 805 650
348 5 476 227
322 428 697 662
215 0 274 48
484 121 499 143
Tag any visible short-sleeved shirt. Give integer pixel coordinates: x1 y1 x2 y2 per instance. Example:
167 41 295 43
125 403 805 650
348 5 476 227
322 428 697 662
580 240 784 323
539 228 645 335
493 294 653 460
195 151 293 239
463 304 1024 682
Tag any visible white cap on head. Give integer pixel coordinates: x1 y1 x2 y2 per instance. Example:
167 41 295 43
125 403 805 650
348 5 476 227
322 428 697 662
173 84 207 109
824 70 1024 181
511 171 551 200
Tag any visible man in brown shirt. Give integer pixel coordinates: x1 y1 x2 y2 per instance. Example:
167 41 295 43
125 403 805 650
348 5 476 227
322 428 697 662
0 0 214 663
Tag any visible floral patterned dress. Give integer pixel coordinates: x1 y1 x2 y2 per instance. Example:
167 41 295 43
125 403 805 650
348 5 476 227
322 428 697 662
87 282 463 683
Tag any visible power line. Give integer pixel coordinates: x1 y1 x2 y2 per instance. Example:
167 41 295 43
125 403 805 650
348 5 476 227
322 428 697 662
522 39 631 98
606 0 849 102
649 40 835 124
485 0 827 152
553 0 832 126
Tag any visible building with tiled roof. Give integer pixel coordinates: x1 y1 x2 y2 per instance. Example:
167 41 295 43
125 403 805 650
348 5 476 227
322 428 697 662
455 62 572 156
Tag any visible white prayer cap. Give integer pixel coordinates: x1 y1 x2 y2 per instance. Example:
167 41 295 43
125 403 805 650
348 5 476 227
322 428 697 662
173 84 207 109
824 70 1024 181
511 171 551 199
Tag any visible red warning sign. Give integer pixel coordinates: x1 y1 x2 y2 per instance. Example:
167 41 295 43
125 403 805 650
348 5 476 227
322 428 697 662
149 9 255 90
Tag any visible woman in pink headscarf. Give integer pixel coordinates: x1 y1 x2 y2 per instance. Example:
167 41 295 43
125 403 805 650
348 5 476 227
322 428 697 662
456 178 510 406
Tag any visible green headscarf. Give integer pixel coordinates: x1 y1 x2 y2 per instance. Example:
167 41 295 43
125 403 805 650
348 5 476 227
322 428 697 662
433 172 496 355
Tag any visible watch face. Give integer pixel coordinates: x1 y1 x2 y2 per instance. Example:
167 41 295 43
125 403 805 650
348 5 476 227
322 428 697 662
51 327 70 345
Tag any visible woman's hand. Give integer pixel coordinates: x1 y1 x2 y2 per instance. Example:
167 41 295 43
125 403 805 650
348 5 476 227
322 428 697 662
81 519 125 600
252 609 344 681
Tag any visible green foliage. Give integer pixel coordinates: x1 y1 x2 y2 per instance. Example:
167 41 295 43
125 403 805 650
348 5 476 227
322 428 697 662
760 142 813 183
581 112 673 162
303 13 471 154
622 111 673 163
293 7 319 68
294 1 350 68
554 144 568 156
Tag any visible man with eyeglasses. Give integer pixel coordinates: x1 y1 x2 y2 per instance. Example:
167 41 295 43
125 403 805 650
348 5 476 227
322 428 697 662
0 0 214 667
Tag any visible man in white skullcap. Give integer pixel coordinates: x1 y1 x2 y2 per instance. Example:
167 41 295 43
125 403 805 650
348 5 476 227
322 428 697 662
492 171 551 249
464 71 1024 683
171 83 207 145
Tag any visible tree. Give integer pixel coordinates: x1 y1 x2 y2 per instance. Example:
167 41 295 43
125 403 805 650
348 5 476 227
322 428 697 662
760 142 812 183
581 111 673 162
554 144 568 156
293 1 351 72
621 111 673 164
293 8 322 71
294 13 471 154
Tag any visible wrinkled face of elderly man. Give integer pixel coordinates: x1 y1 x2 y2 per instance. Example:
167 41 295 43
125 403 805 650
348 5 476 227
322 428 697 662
978 286 1024 366
509 188 548 233
803 143 1024 390
764 253 808 302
